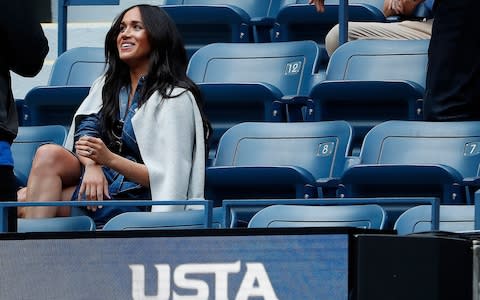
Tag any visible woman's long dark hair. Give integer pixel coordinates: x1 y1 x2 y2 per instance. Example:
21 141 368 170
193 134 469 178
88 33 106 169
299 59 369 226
101 4 211 150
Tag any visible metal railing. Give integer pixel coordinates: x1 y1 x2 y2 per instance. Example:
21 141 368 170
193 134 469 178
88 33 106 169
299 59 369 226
0 200 213 232
57 0 119 55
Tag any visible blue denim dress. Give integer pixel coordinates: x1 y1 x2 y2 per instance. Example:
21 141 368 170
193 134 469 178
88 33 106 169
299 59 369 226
72 81 151 226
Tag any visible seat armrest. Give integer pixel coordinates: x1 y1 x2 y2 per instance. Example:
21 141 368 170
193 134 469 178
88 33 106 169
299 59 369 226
249 17 276 26
280 95 315 122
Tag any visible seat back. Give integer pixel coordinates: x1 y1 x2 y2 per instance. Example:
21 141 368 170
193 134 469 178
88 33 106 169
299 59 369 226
188 41 321 160
162 0 282 58
248 204 386 229
102 208 224 230
359 121 480 178
310 39 429 153
17 216 96 232
12 125 68 187
394 205 475 235
188 40 320 96
206 121 352 204
213 121 352 180
22 47 103 125
166 0 282 19
24 86 90 126
338 121 480 215
48 47 105 86
326 39 429 87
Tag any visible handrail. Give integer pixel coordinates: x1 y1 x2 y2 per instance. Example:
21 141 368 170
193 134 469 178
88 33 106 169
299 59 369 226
339 0 349 45
57 0 119 55
0 199 212 233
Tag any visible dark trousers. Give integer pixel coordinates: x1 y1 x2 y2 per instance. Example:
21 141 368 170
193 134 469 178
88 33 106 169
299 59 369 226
423 0 480 120
0 165 17 232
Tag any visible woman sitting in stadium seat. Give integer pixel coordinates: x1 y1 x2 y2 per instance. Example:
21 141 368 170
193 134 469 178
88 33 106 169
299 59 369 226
17 4 211 226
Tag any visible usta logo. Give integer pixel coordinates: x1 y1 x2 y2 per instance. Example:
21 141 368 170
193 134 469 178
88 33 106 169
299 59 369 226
130 260 279 300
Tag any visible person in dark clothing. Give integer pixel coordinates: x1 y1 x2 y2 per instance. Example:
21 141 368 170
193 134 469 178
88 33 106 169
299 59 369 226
0 1 49 231
423 0 480 120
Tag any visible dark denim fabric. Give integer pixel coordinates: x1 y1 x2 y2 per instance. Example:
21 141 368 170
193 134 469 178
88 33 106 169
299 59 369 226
72 81 151 226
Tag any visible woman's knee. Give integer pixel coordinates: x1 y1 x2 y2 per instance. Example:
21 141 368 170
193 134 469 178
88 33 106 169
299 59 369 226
30 144 77 175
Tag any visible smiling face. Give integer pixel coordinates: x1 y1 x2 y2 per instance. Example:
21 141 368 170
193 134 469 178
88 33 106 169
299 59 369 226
116 7 152 73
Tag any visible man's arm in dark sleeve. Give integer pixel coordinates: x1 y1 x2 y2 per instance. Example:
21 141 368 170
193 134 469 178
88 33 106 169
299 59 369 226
0 1 49 77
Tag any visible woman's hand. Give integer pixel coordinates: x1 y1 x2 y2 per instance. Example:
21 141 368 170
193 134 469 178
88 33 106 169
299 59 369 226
309 0 325 13
17 187 27 217
78 164 110 211
76 136 115 167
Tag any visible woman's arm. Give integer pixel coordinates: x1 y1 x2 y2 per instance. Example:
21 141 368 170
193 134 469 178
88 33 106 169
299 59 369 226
73 113 110 204
75 136 150 187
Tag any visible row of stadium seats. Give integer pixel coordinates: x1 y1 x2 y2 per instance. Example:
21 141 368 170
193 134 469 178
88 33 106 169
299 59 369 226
118 0 433 63
18 38 429 159
157 0 387 64
11 119 480 230
16 202 477 235
8 2 454 235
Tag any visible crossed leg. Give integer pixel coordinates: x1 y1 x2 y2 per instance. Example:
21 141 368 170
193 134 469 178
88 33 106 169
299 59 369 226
18 144 82 218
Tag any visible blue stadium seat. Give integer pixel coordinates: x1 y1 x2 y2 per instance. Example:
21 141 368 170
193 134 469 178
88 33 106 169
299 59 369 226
394 205 475 235
48 47 105 86
12 125 68 188
338 120 480 226
23 47 104 126
247 204 386 229
188 40 321 96
24 86 90 126
307 39 429 153
161 0 284 57
187 40 322 160
206 121 353 209
102 207 224 230
17 216 96 232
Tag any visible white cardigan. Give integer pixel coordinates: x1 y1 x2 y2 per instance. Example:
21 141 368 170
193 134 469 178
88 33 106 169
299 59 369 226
64 76 206 212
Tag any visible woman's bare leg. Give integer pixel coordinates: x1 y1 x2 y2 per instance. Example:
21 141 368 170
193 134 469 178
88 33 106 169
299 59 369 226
18 185 78 217
23 144 82 218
